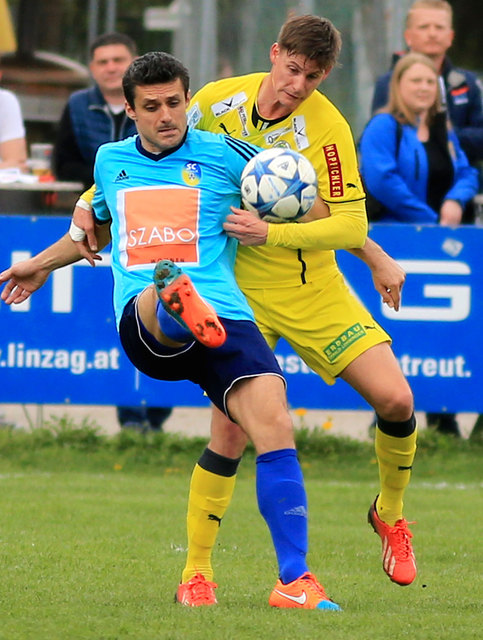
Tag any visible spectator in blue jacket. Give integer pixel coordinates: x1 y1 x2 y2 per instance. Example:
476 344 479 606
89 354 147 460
54 32 172 432
360 54 478 225
360 52 478 437
371 0 483 208
53 32 138 187
361 53 478 224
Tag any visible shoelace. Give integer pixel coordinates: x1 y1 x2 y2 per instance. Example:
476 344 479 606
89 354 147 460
186 575 218 604
301 572 330 600
390 519 416 560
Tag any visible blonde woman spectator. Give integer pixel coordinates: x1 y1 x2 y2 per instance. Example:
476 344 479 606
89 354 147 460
360 53 478 226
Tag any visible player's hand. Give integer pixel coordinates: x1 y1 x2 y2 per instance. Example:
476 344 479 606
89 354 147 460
223 207 269 245
72 203 101 266
371 255 406 311
0 260 50 305
439 199 463 227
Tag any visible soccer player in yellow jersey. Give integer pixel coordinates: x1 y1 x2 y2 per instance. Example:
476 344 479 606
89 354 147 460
70 15 417 607
177 14 418 605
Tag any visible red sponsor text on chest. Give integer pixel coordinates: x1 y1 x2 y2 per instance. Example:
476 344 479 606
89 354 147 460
323 144 344 198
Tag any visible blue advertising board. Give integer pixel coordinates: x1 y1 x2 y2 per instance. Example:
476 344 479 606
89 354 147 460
0 215 481 411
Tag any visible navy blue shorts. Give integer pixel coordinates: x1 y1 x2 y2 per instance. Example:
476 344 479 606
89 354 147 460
119 296 285 415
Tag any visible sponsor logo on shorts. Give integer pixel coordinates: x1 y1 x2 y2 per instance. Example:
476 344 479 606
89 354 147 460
324 323 366 362
323 143 344 198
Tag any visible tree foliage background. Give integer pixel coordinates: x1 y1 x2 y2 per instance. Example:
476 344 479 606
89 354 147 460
6 0 483 71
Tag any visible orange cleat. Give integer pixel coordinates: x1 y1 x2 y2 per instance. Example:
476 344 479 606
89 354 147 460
175 573 218 607
153 260 226 348
368 498 417 586
269 572 341 610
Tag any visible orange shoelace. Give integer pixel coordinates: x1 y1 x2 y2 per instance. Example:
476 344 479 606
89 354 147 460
185 574 218 605
389 519 416 560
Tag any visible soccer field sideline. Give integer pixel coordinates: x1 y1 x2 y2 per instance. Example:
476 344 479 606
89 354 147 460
0 470 480 491
0 403 478 439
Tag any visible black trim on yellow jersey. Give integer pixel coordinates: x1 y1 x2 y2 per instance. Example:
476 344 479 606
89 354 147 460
251 103 287 130
297 249 308 284
324 196 366 205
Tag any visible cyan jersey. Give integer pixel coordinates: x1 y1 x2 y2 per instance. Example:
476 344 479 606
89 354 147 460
92 129 260 328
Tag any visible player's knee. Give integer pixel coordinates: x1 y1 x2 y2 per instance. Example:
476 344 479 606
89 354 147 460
251 410 295 454
374 385 414 422
208 428 248 459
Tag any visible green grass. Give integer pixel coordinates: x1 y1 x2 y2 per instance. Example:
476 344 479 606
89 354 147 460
0 422 481 639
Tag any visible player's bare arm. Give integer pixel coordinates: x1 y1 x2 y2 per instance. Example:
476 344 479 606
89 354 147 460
349 237 406 311
224 196 330 245
0 224 111 305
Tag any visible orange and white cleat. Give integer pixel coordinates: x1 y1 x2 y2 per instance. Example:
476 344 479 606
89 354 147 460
368 498 417 586
269 572 341 610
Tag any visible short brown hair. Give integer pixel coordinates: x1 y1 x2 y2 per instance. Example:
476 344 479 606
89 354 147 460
89 32 137 59
277 15 342 71
406 1 453 28
386 52 441 125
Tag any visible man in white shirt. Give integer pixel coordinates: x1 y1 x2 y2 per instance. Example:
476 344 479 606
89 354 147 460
0 86 27 170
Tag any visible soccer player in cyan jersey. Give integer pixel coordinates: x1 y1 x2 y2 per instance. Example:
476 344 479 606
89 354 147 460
0 51 343 611
173 15 417 605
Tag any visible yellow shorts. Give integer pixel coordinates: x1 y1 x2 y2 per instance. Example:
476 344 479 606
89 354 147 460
243 271 391 385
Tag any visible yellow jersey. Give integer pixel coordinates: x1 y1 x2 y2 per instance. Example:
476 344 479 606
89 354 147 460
188 72 367 288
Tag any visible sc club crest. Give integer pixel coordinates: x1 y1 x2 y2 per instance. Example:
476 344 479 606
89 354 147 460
182 161 202 186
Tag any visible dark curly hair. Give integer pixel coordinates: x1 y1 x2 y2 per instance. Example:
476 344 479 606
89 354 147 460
123 51 190 108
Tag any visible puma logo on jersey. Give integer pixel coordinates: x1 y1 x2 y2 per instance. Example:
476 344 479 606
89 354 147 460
219 122 235 135
211 92 247 117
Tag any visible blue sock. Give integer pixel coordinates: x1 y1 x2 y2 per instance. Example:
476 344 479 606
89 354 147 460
256 448 309 584
155 301 192 343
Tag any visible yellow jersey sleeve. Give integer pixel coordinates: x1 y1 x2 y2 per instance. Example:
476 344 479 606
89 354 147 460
79 184 96 206
266 200 367 250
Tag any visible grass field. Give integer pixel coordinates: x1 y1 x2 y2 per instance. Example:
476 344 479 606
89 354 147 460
0 423 481 639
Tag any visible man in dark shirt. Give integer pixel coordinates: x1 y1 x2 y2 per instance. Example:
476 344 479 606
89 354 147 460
53 32 137 187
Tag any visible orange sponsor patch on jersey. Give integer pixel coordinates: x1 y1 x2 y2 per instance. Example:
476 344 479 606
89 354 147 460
323 143 344 198
123 186 200 268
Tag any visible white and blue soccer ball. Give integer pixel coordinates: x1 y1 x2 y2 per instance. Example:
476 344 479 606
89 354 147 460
240 148 318 223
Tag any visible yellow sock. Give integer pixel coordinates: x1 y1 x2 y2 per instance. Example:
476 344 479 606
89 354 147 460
182 463 236 583
375 426 417 526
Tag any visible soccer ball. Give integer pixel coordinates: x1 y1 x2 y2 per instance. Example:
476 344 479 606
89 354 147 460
240 148 317 223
